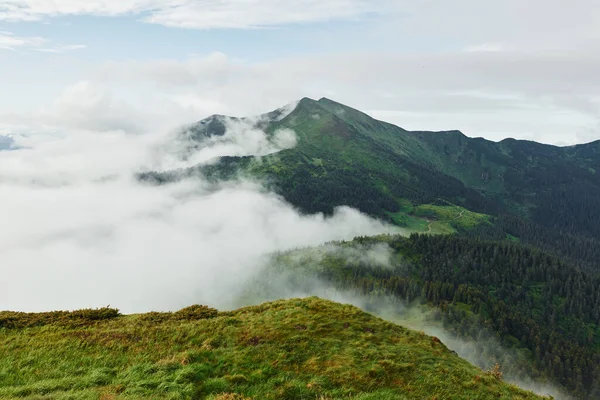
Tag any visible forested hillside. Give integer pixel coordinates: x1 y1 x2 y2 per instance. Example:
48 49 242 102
256 235 600 399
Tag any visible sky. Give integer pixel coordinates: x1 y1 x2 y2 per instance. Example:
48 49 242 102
0 1 599 314
1 0 599 145
0 6 590 395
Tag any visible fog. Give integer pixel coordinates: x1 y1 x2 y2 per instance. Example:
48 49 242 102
0 110 398 313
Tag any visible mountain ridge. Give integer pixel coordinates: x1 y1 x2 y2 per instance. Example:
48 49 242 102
141 97 600 272
193 97 600 149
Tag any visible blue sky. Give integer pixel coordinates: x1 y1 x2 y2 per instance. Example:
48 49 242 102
1 0 600 144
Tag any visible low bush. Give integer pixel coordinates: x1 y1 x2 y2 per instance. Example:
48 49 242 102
0 307 120 329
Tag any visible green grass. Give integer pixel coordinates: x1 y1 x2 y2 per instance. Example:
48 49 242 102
0 298 547 400
388 211 430 232
388 201 491 235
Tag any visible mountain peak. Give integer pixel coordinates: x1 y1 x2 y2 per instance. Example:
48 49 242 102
298 96 319 105
317 97 340 104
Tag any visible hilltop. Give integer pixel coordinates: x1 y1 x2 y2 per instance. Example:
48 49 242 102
0 297 546 399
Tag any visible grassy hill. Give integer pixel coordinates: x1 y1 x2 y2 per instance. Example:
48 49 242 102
0 298 546 400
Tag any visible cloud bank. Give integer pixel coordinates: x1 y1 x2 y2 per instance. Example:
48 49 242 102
2 1 600 144
9 47 595 146
0 113 396 313
0 0 383 28
0 31 85 53
0 31 44 50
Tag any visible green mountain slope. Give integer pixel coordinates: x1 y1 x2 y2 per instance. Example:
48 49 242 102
141 97 600 271
0 298 546 400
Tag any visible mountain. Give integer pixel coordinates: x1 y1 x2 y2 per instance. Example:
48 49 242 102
0 298 546 400
142 97 600 272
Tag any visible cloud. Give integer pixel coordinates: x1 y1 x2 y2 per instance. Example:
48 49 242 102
174 116 299 166
34 44 86 53
2 0 597 44
0 0 384 28
0 31 85 54
0 31 45 50
3 48 600 145
143 0 381 29
462 43 507 53
392 1 600 52
45 81 149 133
87 51 600 145
0 110 396 313
3 2 600 144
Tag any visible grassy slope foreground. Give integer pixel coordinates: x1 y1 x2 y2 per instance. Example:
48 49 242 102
0 298 545 400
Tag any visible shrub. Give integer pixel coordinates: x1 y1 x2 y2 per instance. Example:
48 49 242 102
0 307 120 329
138 311 172 323
485 364 503 381
174 305 219 321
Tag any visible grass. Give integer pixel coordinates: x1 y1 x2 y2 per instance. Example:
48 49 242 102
0 298 547 399
388 211 430 232
389 200 492 235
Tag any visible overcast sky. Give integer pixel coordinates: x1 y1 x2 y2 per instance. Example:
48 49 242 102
1 1 599 314
1 1 599 144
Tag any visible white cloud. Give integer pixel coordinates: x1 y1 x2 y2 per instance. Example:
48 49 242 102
463 43 507 53
3 0 597 43
2 2 600 144
34 44 86 53
0 109 396 313
144 0 380 29
0 0 158 20
43 81 148 133
0 0 383 28
393 0 600 52
0 31 45 50
3 48 600 145
85 51 600 145
0 31 85 53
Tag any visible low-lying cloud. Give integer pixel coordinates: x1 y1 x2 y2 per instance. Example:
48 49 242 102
0 115 396 313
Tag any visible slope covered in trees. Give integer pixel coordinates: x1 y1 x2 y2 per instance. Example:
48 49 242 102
257 235 600 399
